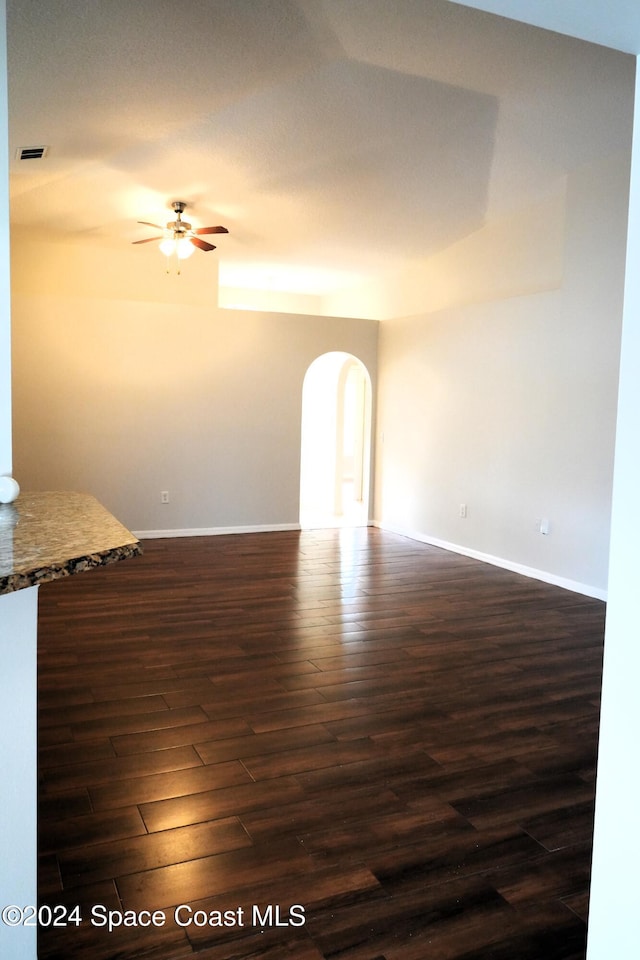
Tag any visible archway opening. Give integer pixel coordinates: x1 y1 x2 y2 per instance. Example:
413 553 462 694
300 352 372 529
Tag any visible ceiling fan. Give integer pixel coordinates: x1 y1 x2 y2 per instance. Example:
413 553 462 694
133 201 228 258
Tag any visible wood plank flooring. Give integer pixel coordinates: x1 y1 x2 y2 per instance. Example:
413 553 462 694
36 527 605 959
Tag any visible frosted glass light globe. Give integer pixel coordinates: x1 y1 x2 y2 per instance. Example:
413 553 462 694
0 475 20 504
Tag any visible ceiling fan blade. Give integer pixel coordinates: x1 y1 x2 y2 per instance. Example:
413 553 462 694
194 225 229 235
137 220 164 230
132 236 163 244
190 236 216 252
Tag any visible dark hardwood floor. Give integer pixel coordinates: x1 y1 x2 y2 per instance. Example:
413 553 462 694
36 527 605 959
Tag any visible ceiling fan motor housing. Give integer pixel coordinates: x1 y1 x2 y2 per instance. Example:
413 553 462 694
169 201 190 232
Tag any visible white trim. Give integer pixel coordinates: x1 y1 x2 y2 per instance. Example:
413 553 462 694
373 520 607 601
134 522 301 540
134 519 606 600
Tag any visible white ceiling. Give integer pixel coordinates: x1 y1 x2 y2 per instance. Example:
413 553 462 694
451 1 640 55
6 0 636 304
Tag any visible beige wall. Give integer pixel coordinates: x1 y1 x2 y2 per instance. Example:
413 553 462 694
374 151 630 595
10 237 378 533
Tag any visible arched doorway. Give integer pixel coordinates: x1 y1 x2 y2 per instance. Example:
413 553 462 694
300 352 372 528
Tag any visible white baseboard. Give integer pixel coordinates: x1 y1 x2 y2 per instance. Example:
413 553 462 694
134 522 301 540
373 520 607 601
133 519 606 601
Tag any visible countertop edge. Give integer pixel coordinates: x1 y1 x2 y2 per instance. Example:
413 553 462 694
0 541 142 594
0 492 142 596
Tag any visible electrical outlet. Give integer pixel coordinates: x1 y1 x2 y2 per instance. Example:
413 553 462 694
459 503 467 518
160 491 170 504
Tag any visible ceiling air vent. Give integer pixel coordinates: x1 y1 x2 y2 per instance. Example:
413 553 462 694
17 145 49 160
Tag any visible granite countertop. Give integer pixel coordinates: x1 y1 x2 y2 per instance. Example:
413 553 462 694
0 491 141 595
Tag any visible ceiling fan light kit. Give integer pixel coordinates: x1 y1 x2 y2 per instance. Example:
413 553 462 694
159 235 195 259
133 201 228 266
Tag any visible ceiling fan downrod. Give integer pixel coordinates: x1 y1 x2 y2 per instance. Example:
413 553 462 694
170 201 190 232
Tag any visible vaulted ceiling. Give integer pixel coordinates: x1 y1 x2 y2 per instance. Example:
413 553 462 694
6 0 635 307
